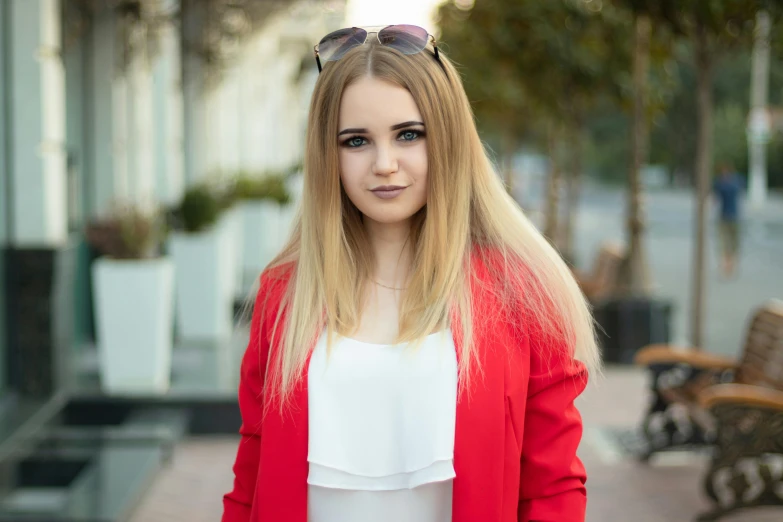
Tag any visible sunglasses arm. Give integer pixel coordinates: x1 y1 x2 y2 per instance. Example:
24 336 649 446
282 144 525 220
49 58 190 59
428 35 440 62
314 45 322 73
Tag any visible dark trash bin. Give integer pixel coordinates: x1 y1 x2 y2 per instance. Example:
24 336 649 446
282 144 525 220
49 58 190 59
593 296 674 364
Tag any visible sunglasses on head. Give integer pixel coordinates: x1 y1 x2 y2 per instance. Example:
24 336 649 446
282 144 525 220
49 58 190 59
313 25 440 73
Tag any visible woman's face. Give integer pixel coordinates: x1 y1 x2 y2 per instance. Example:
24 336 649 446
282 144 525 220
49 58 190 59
337 76 428 228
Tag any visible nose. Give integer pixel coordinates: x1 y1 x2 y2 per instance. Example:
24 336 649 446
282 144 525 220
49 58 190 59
372 143 398 176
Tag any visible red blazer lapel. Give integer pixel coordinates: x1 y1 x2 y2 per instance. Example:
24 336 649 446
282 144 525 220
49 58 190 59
451 274 510 522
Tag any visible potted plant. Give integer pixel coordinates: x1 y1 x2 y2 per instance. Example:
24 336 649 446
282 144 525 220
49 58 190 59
234 172 292 286
168 183 235 341
86 203 174 395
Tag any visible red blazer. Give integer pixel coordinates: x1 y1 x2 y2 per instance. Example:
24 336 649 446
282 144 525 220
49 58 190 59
223 257 589 522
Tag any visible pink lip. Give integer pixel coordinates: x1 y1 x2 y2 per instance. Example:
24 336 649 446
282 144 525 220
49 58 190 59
370 185 408 199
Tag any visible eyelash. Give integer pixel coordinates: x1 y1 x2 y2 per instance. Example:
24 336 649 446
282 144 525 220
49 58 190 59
340 129 426 148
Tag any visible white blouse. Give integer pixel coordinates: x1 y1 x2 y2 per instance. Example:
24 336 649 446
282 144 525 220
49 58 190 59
307 330 458 522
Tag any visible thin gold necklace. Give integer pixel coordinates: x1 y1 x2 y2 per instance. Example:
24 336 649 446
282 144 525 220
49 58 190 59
372 279 406 291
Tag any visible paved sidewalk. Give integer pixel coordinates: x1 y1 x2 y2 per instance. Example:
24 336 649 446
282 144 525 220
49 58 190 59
130 366 783 522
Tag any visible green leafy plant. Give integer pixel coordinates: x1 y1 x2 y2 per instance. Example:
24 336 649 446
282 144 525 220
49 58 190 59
233 172 291 205
215 182 238 211
286 161 304 176
85 203 166 260
177 184 222 233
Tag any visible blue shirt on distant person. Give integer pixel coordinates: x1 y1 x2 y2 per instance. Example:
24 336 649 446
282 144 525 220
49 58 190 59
713 170 743 222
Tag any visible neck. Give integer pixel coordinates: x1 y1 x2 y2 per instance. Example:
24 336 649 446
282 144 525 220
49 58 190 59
364 218 413 286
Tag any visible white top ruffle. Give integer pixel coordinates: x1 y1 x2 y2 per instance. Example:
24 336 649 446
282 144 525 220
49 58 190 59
307 330 458 522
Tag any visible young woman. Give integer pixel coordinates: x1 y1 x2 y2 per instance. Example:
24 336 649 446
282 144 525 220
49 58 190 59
223 25 600 522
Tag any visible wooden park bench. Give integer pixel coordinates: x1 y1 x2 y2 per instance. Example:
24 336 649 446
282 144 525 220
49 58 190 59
572 242 624 303
634 299 783 521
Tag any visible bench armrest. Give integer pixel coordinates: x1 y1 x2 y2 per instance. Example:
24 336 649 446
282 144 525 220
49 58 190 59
634 344 737 370
699 383 783 411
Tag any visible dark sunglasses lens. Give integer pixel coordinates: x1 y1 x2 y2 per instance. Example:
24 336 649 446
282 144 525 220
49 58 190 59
318 27 367 62
378 25 429 55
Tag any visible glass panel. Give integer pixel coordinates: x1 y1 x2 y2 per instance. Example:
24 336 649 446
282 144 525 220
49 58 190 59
0 0 9 394
63 21 92 346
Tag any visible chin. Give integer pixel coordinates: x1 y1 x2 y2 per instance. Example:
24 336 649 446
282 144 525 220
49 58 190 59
360 205 423 226
364 212 418 225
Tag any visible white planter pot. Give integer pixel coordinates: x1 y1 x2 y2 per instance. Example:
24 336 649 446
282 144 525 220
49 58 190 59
92 257 174 394
240 200 280 282
278 203 295 248
218 207 243 299
170 226 234 341
287 172 304 202
278 173 302 249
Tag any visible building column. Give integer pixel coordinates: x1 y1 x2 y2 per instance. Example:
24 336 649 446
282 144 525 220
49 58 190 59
89 9 126 215
256 32 280 173
9 0 67 245
89 7 164 214
152 0 185 206
4 0 74 397
125 31 156 210
181 1 208 186
244 32 267 172
211 64 241 174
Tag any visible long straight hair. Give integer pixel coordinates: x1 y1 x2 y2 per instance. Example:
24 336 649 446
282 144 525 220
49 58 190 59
262 39 600 407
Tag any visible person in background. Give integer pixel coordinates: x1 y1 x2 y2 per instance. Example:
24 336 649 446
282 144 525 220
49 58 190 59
713 163 744 278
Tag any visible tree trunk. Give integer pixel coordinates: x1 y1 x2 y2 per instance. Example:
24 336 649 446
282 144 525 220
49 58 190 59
690 23 714 350
560 121 584 265
618 13 652 297
543 123 562 245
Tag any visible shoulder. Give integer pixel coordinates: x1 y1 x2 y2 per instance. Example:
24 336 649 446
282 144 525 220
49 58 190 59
254 262 296 326
469 245 536 295
259 262 295 294
469 245 517 280
467 245 535 327
469 244 585 359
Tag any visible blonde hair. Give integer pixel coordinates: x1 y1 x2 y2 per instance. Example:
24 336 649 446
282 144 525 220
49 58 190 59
262 38 600 407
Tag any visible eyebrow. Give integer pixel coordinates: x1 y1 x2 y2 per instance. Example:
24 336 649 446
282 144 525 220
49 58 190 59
337 121 425 136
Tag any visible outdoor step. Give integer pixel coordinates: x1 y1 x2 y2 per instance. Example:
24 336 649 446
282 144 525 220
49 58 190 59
0 406 191 521
45 407 191 463
59 406 189 437
0 442 163 521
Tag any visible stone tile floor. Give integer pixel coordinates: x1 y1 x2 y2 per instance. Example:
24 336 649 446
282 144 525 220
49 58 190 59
130 366 783 522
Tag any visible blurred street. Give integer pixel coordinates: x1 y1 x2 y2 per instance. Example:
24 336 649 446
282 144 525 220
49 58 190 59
571 183 783 358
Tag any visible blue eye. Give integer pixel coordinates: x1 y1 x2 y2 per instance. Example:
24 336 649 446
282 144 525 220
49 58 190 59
398 129 424 142
343 136 367 148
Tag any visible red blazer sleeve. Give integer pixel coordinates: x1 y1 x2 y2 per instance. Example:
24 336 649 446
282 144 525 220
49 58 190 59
222 274 276 521
518 339 588 522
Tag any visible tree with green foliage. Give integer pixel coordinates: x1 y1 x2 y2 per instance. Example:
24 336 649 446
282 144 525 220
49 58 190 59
438 0 782 350
436 2 529 190
603 1 680 298
437 0 627 260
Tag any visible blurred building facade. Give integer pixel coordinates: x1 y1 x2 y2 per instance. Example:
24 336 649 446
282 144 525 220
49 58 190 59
0 0 343 518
